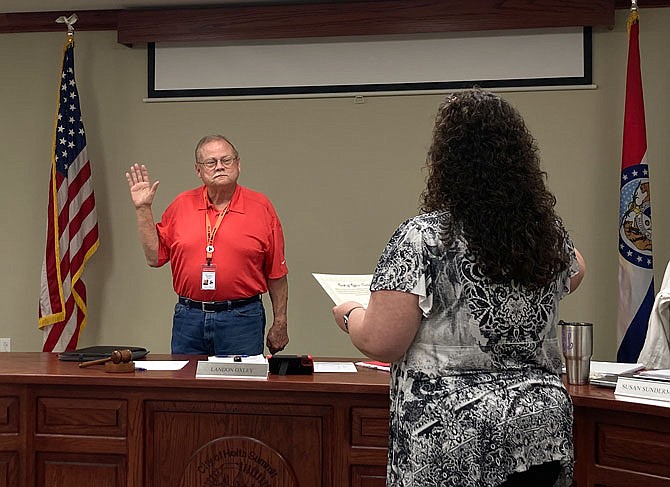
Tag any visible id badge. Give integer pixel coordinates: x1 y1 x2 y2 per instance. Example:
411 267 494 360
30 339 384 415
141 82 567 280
201 264 217 290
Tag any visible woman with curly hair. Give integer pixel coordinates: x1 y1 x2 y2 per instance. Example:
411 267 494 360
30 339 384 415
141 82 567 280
333 89 585 487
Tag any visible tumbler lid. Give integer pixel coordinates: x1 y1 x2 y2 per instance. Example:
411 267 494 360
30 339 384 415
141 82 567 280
558 320 593 327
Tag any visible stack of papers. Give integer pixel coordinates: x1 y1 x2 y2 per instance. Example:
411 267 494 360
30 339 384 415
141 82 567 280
563 361 645 389
636 369 670 382
589 361 645 377
561 361 644 377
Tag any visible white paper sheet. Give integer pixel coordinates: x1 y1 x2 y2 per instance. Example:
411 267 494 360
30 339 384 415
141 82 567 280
636 369 670 381
356 361 391 372
134 360 189 371
312 273 372 307
313 362 358 373
590 361 645 376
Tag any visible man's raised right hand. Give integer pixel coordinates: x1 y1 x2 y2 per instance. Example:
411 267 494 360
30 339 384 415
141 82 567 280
125 163 160 209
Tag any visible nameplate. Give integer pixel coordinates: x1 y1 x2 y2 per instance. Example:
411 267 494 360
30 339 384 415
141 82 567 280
614 376 670 403
196 360 268 380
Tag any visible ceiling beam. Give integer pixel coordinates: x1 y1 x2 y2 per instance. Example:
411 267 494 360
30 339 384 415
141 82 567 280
3 0 666 39
0 10 117 33
117 0 616 45
614 0 670 6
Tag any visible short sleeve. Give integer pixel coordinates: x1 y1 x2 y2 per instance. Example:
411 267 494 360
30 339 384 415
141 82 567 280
561 233 580 297
371 219 431 314
155 203 176 267
264 212 288 279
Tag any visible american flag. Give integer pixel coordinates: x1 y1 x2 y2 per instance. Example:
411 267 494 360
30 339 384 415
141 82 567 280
39 36 99 352
617 9 654 362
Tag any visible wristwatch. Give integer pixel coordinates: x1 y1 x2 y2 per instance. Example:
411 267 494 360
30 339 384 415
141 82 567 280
343 306 364 332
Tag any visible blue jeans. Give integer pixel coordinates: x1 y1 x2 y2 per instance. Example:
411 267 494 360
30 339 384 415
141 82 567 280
171 300 266 355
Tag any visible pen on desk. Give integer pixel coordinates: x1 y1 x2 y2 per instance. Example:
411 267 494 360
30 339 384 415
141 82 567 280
213 354 249 362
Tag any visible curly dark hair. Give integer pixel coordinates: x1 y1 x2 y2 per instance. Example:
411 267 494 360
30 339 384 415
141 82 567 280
420 89 570 289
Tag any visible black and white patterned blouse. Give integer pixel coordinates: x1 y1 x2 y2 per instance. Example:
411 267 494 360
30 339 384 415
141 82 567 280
370 211 579 487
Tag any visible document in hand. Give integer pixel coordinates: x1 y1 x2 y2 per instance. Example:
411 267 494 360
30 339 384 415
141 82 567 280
312 273 372 306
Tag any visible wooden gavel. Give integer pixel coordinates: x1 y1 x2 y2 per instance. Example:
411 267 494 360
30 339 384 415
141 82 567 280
79 349 132 368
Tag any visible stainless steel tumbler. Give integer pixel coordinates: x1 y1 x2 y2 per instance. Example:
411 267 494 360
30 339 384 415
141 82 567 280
560 321 593 385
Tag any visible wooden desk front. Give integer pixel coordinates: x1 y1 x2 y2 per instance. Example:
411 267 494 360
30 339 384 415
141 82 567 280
0 353 389 487
568 382 670 487
1 353 670 487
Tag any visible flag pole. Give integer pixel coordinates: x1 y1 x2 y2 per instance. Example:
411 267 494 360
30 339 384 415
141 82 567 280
627 1 639 33
40 12 99 352
55 13 77 49
616 0 654 362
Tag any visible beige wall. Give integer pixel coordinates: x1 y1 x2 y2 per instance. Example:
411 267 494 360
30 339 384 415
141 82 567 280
1 8 668 360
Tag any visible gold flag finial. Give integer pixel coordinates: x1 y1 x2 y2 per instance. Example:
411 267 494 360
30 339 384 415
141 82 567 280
627 2 639 34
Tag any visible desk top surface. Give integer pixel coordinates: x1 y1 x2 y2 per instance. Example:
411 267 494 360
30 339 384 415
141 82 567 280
567 380 670 416
0 352 390 394
2 352 669 415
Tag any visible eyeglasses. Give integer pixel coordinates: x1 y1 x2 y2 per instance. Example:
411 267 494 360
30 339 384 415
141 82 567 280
197 156 238 169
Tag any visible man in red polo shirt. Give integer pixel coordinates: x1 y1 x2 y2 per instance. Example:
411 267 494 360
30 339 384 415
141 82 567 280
125 134 288 355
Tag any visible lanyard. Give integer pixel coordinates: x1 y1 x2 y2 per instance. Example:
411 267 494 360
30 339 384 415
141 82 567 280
203 187 229 265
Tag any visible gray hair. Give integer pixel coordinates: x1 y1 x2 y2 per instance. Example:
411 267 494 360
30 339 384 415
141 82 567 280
194 134 239 162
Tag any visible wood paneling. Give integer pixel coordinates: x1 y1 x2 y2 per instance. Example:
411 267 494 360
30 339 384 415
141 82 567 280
0 397 18 434
2 353 670 486
37 452 126 487
351 407 389 448
0 352 389 487
351 464 387 487
0 453 18 487
615 0 670 7
0 10 118 33
4 1 670 39
1 0 619 40
116 0 615 45
570 383 670 487
145 400 331 486
36 396 127 436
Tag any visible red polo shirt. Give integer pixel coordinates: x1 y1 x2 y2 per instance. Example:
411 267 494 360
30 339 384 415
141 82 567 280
155 184 288 301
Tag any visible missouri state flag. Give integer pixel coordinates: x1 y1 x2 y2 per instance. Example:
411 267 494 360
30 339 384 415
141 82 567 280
39 34 99 352
617 9 654 363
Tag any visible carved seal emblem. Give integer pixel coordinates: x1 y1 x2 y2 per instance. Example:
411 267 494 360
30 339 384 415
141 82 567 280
180 436 297 487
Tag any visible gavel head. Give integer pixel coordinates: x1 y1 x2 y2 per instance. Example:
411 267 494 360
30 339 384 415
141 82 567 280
111 349 133 364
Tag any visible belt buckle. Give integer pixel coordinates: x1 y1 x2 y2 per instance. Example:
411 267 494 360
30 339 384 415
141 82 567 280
201 301 216 313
